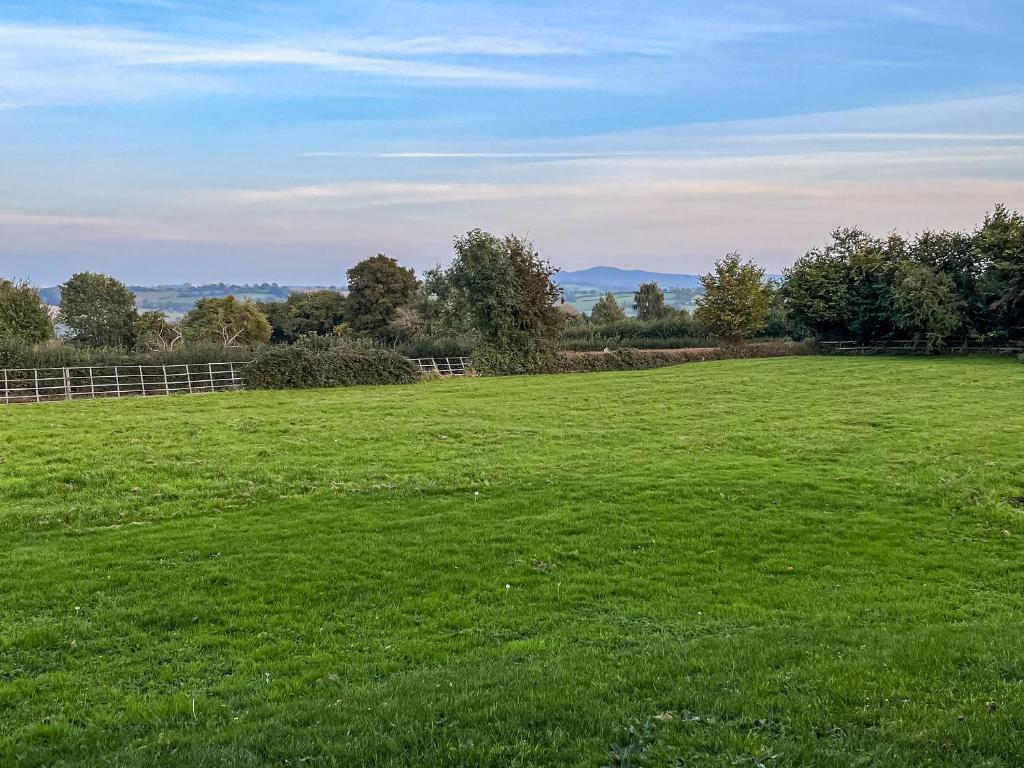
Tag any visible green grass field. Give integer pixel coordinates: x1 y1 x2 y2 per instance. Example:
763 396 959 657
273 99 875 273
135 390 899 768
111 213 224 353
2 357 1023 766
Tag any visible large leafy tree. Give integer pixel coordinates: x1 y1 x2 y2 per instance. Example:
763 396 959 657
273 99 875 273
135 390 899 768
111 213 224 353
910 229 983 336
976 204 1024 337
695 253 774 344
59 272 138 347
633 282 668 320
890 263 961 351
0 279 54 344
182 296 271 347
346 255 419 337
782 228 902 342
590 292 626 324
440 229 563 373
265 290 349 343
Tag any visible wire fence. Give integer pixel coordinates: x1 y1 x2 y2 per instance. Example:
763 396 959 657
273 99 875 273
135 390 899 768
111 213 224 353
0 357 471 405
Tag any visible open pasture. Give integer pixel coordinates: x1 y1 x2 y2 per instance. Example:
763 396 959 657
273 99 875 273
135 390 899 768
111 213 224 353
1 357 1022 766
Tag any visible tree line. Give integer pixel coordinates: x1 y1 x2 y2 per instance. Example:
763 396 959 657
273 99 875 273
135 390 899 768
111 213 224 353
2 205 1021 371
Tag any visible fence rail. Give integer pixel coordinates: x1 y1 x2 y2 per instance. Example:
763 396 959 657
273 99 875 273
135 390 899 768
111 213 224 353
820 340 1024 355
408 357 471 376
0 362 245 404
0 356 471 405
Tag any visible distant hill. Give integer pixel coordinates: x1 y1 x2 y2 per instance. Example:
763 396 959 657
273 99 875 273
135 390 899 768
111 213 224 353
555 266 703 292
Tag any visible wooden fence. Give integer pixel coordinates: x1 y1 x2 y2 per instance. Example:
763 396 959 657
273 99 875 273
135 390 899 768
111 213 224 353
0 357 471 405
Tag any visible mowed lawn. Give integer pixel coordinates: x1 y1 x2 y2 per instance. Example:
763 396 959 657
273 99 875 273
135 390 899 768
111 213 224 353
1 357 1023 767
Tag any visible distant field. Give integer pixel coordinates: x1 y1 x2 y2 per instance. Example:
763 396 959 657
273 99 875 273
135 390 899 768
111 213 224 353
1 358 1023 766
566 289 698 315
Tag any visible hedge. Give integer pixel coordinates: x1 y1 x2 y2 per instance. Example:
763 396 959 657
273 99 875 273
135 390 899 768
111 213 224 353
0 340 260 369
541 341 814 374
242 344 418 389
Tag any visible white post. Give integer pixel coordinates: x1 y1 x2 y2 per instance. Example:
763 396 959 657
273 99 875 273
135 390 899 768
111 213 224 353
162 365 170 395
114 366 122 398
34 368 40 403
139 365 146 396
2 368 8 405
186 364 193 394
89 367 96 398
208 362 214 391
63 368 72 400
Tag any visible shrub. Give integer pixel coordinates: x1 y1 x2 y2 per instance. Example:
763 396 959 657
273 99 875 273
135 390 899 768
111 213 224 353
396 336 474 359
243 344 417 389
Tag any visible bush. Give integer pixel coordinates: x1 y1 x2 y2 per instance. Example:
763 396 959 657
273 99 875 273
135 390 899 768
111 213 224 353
243 344 418 389
540 341 814 374
396 336 474 359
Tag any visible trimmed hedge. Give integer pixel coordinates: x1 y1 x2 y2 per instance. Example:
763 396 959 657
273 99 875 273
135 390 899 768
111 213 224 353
242 344 418 389
541 341 814 374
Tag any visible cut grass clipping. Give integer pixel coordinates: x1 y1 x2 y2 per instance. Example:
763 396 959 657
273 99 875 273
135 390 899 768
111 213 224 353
1 356 1023 766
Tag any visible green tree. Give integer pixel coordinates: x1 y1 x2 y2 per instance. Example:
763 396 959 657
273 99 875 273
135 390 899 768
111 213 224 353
441 229 563 373
182 296 271 347
590 292 626 324
265 290 349 343
633 282 668 320
134 311 182 351
59 272 138 347
346 255 419 336
976 204 1024 337
910 229 982 336
0 279 54 343
781 228 902 342
890 263 961 351
288 290 348 337
695 253 774 344
260 300 294 343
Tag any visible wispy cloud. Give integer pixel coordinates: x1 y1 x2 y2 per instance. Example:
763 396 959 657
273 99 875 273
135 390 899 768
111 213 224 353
884 3 966 27
0 22 589 107
299 151 650 159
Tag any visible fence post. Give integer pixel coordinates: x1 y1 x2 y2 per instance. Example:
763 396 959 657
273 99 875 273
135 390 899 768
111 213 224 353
208 362 214 391
114 366 122 398
2 368 7 405
88 366 96 398
34 368 41 403
139 365 146 396
63 368 72 400
186 364 193 394
162 365 170 395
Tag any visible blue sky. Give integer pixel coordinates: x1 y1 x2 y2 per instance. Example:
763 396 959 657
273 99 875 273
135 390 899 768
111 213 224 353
1 0 1022 284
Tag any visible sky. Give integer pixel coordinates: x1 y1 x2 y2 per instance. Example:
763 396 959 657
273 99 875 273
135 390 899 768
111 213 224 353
1 1 1022 285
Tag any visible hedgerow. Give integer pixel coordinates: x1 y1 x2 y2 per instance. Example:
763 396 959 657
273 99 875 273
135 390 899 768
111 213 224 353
540 340 813 374
242 343 418 389
0 339 259 369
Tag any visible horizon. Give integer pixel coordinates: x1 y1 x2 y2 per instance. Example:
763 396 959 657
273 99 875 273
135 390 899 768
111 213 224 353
2 1 1023 285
